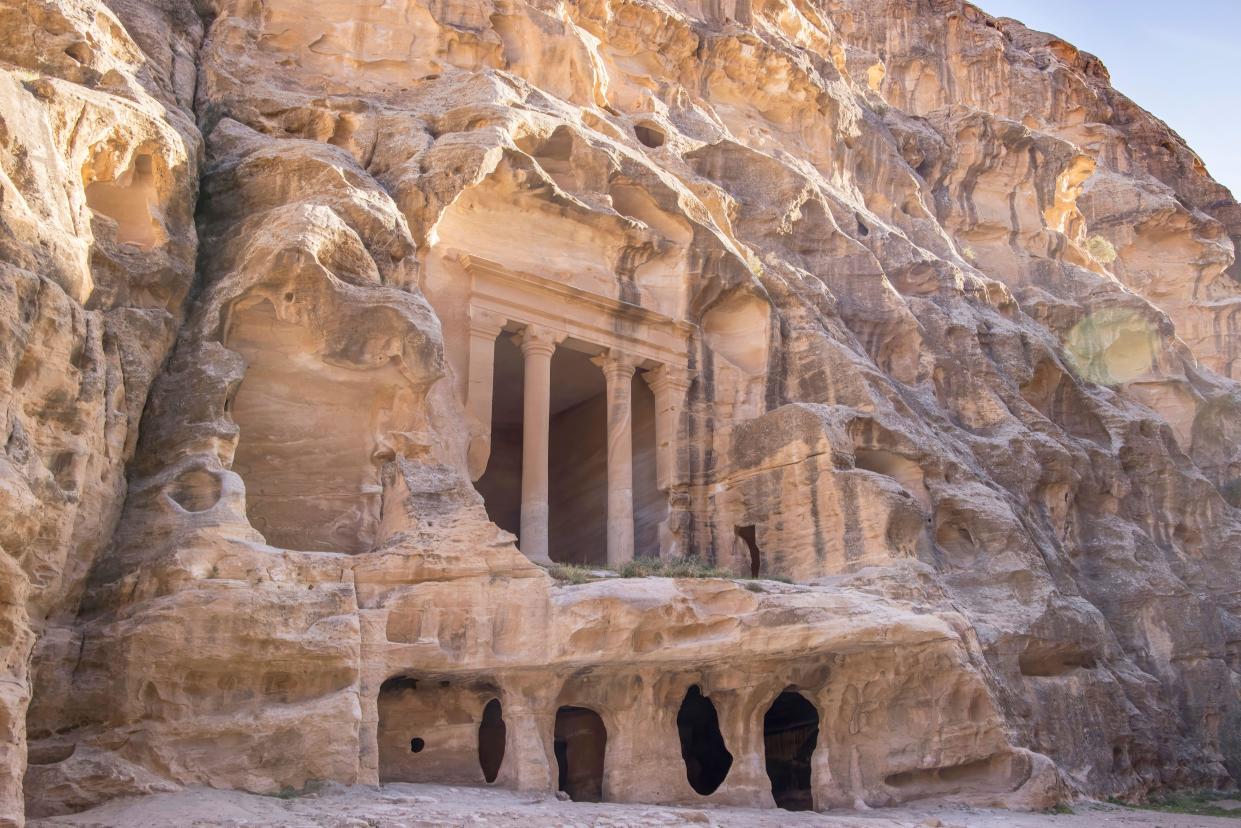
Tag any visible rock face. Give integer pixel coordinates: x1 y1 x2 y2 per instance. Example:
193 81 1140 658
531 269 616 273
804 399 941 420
3 0 1241 825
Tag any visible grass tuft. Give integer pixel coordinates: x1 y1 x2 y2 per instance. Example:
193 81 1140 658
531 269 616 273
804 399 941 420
547 563 602 585
549 556 796 585
1117 790 1241 819
1085 234 1118 264
616 556 735 579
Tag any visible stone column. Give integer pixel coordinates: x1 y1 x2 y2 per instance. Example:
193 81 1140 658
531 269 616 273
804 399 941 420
710 689 774 807
642 364 693 492
497 679 559 793
592 350 639 568
516 325 562 566
465 308 506 481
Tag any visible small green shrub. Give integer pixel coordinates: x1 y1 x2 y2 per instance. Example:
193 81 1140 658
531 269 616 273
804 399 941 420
617 557 735 579
549 556 797 585
1085 234 1118 264
1123 790 1241 819
547 563 601 585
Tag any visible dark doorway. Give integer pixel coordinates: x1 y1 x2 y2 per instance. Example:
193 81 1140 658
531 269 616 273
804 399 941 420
478 339 663 567
478 698 506 783
554 706 607 802
763 691 818 811
547 348 608 565
476 333 524 541
736 525 760 577
676 685 733 795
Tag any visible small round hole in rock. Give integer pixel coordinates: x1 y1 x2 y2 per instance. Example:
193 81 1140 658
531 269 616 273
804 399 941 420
64 43 91 65
410 737 425 753
167 468 222 513
634 122 666 148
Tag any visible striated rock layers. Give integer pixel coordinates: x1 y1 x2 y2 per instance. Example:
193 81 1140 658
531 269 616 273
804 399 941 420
3 0 1241 825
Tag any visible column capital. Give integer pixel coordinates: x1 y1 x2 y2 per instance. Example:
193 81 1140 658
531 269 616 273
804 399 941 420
643 363 694 395
468 306 507 338
515 324 564 358
591 349 641 382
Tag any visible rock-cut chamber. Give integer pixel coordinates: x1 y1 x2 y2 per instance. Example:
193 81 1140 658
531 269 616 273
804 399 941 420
554 706 607 802
676 685 733 795
376 676 506 785
475 334 662 565
763 691 819 811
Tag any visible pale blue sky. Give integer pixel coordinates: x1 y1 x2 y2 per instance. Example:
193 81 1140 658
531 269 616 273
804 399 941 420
979 0 1241 195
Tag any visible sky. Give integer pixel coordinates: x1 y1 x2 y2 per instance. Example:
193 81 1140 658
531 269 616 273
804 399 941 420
977 0 1241 195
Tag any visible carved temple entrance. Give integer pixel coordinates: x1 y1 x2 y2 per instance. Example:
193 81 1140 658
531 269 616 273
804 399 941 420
458 255 693 567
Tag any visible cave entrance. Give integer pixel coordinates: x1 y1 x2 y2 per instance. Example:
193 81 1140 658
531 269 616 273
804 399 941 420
677 685 733 795
735 525 760 577
763 690 819 811
84 151 162 249
377 676 504 785
475 333 526 548
478 698 506 783
475 334 661 567
554 706 607 802
547 347 607 566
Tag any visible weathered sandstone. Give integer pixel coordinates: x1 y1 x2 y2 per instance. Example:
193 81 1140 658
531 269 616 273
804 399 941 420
2 1 1241 826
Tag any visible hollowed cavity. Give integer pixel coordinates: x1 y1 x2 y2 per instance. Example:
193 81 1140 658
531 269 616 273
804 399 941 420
735 525 760 577
478 698 506 783
634 121 666 148
677 685 732 796
763 691 818 811
168 468 222 512
377 676 504 784
554 706 607 802
84 153 162 249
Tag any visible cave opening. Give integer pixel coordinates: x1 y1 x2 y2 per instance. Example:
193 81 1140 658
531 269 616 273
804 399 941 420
554 705 607 802
735 525 760 577
676 685 733 796
377 676 504 785
478 698 506 783
84 151 161 249
763 690 819 811
634 121 666 148
475 333 525 545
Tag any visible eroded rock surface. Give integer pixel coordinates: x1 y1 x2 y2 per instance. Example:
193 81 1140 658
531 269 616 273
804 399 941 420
3 0 1241 826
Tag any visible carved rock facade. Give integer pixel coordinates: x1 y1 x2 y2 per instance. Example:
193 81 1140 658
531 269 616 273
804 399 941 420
3 0 1241 825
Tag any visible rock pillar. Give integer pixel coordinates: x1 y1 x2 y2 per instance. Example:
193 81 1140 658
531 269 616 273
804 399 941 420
592 350 639 568
497 675 560 793
466 308 506 481
642 364 693 492
517 325 561 565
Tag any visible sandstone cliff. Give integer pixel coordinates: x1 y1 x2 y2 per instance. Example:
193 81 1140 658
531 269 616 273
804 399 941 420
3 1 1241 825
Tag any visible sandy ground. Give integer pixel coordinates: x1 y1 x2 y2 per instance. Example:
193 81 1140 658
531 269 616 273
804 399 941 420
27 783 1241 828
